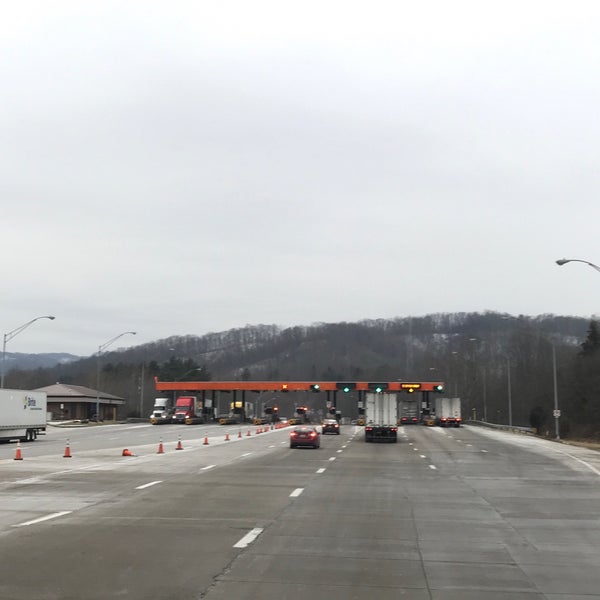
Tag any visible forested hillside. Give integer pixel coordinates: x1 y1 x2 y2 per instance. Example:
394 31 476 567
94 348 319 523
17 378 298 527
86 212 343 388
5 311 600 439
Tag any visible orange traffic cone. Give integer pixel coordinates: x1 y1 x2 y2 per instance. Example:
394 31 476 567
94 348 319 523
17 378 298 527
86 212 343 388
203 436 209 445
225 433 230 441
157 439 164 454
247 429 251 436
238 430 242 438
14 441 23 461
176 437 183 450
63 439 72 458
122 448 134 456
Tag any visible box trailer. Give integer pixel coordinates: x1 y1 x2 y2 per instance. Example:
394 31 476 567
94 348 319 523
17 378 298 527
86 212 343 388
0 389 47 442
364 392 398 442
434 397 462 427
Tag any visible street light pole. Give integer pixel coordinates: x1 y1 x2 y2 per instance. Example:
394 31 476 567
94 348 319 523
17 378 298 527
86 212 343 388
95 331 136 422
507 357 513 427
552 343 560 440
554 257 600 436
556 258 600 273
2 315 56 388
482 367 487 422
139 362 145 419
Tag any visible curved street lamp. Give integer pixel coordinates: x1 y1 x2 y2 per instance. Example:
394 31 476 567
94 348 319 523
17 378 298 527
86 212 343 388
553 257 600 438
556 258 600 273
1 315 56 388
95 331 136 422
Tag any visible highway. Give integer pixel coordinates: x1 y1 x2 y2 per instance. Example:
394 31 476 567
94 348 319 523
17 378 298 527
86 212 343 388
1 423 600 599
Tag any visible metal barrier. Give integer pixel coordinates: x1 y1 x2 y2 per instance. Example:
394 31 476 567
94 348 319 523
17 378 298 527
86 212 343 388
465 420 536 435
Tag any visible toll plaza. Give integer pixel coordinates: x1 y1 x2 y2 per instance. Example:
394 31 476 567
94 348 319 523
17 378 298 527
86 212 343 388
154 379 445 422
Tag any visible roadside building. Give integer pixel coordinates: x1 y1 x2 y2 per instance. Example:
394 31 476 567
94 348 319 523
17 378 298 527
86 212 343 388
35 383 126 421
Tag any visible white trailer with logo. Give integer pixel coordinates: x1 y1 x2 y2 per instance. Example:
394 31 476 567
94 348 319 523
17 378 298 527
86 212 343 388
0 389 47 442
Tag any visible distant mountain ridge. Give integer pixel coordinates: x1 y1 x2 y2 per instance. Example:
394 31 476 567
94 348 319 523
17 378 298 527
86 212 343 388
2 352 82 372
4 312 599 437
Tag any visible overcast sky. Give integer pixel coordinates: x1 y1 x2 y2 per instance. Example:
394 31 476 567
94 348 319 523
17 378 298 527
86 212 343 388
2 1 600 356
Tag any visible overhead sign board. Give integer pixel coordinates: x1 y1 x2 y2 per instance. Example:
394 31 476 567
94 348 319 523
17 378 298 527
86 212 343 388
400 383 421 390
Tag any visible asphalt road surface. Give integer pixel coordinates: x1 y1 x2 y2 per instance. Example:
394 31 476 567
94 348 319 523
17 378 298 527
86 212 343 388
1 422 600 599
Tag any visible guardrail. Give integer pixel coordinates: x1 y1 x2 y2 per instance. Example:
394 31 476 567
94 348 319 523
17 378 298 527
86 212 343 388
465 420 536 435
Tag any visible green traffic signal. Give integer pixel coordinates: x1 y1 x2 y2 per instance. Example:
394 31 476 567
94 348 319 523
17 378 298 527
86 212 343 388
336 382 356 392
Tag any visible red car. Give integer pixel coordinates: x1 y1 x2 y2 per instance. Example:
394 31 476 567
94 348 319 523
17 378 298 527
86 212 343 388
290 426 321 449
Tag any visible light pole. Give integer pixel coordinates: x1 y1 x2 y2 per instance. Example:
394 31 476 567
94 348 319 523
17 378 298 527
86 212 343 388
556 258 600 273
554 257 600 436
95 331 136 422
468 338 487 422
507 356 512 427
2 315 56 388
552 343 560 440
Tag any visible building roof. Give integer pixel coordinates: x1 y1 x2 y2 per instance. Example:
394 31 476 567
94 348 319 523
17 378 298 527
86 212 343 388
35 383 125 404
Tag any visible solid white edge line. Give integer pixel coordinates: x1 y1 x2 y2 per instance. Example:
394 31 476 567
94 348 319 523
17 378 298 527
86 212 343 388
135 480 162 490
553 448 600 477
290 488 304 498
233 527 264 548
201 464 216 470
14 511 72 528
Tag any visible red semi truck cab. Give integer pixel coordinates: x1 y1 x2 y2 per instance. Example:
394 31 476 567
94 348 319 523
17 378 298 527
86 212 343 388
172 396 205 424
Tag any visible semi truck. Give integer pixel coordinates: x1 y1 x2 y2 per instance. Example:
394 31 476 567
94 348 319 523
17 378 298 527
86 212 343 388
364 392 398 442
0 389 47 442
172 396 205 424
399 398 420 425
434 397 462 427
150 397 174 424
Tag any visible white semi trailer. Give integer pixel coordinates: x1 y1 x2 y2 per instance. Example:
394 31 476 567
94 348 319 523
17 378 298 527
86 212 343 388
0 389 47 442
434 397 462 427
364 392 398 442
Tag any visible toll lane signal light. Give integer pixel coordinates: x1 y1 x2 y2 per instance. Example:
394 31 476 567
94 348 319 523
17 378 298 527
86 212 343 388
368 382 388 393
282 384 289 393
310 384 320 392
336 382 356 393
433 384 444 393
